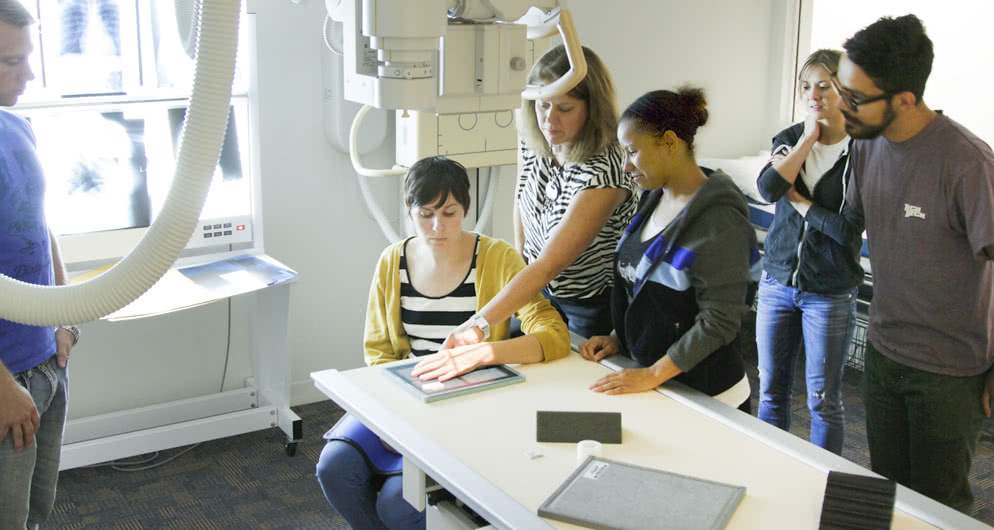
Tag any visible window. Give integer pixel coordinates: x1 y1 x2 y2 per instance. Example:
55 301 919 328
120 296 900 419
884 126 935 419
31 101 251 237
17 0 248 100
801 0 994 145
12 0 253 262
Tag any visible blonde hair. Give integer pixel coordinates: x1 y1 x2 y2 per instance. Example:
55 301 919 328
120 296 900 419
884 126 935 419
518 45 618 164
798 49 842 95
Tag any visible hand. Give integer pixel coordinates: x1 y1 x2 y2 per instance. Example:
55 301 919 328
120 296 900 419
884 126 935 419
982 368 994 417
785 185 813 216
0 378 40 450
578 335 620 362
590 368 664 395
55 328 75 369
411 343 494 382
802 111 821 143
440 320 484 350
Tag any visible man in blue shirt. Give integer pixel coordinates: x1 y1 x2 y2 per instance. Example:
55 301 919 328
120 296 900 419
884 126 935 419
0 1 79 527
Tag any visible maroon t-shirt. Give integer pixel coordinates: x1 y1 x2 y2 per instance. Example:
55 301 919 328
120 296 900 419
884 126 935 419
847 113 994 376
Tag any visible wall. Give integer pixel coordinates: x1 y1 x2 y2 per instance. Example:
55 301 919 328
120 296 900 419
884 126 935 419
493 0 796 261
252 0 401 403
803 0 994 145
66 0 799 418
567 0 793 159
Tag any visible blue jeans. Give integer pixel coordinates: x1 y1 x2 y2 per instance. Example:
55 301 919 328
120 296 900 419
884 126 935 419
545 290 612 340
756 274 856 454
0 355 68 530
316 440 425 530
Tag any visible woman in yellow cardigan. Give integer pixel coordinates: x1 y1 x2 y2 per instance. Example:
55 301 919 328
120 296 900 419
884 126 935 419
317 156 569 530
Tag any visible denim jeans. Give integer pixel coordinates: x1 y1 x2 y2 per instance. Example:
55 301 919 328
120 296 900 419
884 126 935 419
756 273 856 454
545 290 613 340
864 342 986 514
316 440 425 530
0 355 68 530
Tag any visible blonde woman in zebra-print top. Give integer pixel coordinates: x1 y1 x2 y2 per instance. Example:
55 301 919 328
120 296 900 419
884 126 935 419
442 45 636 349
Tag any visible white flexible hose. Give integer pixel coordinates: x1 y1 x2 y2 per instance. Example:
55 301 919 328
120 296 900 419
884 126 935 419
350 105 502 241
351 104 407 243
350 105 407 178
0 0 240 326
473 166 498 233
322 15 343 56
356 173 403 243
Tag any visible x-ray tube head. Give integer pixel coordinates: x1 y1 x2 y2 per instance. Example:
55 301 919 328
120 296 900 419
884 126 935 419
349 0 448 110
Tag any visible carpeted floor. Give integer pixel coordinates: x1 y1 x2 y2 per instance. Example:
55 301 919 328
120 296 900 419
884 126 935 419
738 310 994 527
46 313 994 528
48 402 350 529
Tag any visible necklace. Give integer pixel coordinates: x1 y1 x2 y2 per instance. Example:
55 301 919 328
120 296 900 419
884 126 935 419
544 164 565 201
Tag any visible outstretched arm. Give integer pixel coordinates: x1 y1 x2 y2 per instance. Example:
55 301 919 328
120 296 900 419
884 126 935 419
411 335 544 382
443 187 627 348
415 243 570 381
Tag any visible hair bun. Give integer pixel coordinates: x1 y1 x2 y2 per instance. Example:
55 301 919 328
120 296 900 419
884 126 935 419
677 85 708 129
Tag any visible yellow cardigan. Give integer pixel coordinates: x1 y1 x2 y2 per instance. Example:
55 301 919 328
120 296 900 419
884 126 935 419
364 234 570 366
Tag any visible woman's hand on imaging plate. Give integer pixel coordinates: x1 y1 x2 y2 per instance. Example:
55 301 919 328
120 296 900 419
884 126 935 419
578 335 620 362
411 343 495 382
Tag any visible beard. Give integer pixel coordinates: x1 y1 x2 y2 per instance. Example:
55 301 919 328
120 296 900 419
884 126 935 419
842 103 896 139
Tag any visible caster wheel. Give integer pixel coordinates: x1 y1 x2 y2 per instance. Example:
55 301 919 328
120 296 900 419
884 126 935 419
284 441 298 457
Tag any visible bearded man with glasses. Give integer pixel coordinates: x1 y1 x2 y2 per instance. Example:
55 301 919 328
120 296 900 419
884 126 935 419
835 14 994 515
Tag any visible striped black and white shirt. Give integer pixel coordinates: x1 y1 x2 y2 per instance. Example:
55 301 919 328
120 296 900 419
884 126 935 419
399 236 480 357
517 143 637 299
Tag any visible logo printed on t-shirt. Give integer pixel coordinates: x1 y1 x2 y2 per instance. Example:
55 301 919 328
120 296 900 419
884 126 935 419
904 203 926 220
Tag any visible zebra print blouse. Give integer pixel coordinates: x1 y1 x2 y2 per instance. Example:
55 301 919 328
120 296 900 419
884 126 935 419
516 143 637 299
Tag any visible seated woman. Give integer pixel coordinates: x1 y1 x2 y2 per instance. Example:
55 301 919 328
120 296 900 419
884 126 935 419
579 87 758 410
315 157 569 530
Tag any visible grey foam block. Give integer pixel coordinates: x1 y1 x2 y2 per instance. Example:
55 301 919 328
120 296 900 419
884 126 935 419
536 411 622 444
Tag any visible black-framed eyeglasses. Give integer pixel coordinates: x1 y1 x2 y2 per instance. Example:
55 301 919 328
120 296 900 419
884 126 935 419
830 73 896 111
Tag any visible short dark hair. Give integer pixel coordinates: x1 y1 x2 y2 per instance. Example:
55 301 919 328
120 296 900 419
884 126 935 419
620 86 709 154
843 14 933 104
0 0 35 27
403 157 471 214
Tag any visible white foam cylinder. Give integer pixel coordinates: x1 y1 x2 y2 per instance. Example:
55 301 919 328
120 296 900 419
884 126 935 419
576 440 602 464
